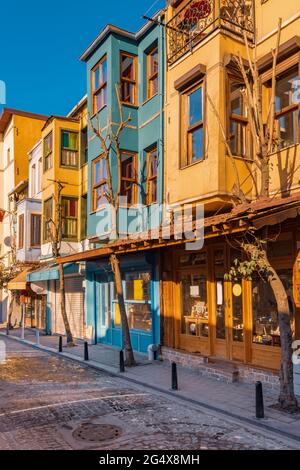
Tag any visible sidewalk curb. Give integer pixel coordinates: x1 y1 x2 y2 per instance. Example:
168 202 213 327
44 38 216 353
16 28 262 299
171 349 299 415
2 332 300 447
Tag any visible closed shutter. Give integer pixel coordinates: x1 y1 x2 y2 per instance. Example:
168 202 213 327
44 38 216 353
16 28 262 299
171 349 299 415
54 277 85 339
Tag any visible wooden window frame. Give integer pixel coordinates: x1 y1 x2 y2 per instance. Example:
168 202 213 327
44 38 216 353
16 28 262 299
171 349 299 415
60 129 79 168
261 52 300 150
30 213 41 248
18 214 24 249
43 197 53 242
91 55 107 115
147 46 159 100
226 72 251 159
120 52 138 106
61 196 78 241
120 150 138 207
146 146 158 205
180 80 205 168
43 131 53 172
92 155 108 212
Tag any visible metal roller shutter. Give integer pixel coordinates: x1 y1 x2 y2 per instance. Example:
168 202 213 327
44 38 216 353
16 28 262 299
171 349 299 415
54 276 85 339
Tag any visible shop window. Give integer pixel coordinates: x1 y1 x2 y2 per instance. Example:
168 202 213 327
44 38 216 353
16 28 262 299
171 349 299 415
181 273 208 337
120 53 137 105
92 55 107 114
215 249 225 340
252 270 293 347
181 82 204 167
92 156 108 211
61 131 79 167
43 131 53 172
231 248 244 342
228 77 250 158
113 272 152 332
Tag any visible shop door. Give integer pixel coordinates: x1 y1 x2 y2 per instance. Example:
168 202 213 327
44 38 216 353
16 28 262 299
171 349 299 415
96 280 112 346
213 247 245 361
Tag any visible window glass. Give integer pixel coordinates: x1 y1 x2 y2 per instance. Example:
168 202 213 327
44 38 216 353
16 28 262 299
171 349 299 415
252 270 293 347
275 69 299 112
121 55 134 80
190 126 204 162
188 87 203 126
181 273 209 337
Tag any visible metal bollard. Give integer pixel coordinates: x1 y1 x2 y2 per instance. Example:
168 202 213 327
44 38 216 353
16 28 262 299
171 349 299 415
256 381 264 419
36 329 40 346
84 341 89 361
58 335 63 353
6 323 9 336
119 350 125 373
171 362 178 391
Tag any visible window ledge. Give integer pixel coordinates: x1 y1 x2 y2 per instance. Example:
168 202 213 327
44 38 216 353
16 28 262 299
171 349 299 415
91 105 108 120
142 93 158 106
180 158 206 170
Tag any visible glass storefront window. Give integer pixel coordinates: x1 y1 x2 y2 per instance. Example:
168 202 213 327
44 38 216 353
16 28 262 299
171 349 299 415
216 276 225 340
181 273 208 337
252 270 293 347
232 284 243 342
112 271 152 332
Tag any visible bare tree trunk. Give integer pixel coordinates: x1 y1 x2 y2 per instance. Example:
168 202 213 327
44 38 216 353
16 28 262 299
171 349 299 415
110 253 136 366
59 263 74 345
260 153 270 198
7 293 14 329
261 252 298 410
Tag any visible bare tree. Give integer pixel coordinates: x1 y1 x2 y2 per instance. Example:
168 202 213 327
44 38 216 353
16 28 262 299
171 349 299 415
46 180 74 346
210 19 298 410
88 85 136 366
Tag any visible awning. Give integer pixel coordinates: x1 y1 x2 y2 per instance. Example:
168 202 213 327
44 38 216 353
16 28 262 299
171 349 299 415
27 263 80 282
7 268 32 290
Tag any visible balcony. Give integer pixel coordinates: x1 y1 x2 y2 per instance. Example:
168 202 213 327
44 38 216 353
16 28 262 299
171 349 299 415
167 0 255 64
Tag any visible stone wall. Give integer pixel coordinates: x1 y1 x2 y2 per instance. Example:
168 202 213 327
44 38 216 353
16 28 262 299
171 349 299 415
162 347 280 390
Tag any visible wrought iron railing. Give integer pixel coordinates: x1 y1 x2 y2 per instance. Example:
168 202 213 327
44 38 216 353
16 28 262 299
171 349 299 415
167 0 255 64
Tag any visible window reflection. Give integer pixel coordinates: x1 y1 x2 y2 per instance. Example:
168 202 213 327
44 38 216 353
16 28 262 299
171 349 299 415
181 273 209 337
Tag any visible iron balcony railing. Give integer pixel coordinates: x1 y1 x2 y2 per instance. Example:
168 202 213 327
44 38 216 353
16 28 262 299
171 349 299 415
167 0 255 64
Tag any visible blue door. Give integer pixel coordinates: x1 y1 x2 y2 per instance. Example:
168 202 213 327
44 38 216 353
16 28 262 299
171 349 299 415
96 279 113 346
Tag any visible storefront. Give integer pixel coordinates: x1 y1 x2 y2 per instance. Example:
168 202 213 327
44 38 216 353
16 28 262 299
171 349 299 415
85 252 160 354
161 231 297 371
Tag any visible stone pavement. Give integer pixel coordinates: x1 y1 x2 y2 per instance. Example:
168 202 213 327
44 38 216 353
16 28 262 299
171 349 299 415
1 327 300 445
0 336 297 450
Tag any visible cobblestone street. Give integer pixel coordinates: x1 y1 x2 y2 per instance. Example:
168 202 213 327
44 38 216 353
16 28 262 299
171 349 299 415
0 337 298 450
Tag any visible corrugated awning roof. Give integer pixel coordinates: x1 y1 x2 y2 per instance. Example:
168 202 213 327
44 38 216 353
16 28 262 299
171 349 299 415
56 192 300 265
7 268 32 290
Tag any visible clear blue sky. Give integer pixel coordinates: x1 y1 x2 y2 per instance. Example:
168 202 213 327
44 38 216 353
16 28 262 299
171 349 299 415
0 0 165 116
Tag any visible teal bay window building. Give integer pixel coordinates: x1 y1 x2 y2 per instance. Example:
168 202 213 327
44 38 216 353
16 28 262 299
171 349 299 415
80 12 165 353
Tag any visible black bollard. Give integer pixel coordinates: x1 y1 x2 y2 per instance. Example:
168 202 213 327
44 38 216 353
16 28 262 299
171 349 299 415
119 350 125 373
6 323 9 336
171 362 178 390
256 381 264 419
84 341 89 361
58 335 63 353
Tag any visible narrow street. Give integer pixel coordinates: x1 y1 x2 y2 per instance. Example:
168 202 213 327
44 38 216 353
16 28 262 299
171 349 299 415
0 337 297 450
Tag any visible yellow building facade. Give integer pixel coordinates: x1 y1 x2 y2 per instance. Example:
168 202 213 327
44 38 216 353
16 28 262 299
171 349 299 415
162 0 300 374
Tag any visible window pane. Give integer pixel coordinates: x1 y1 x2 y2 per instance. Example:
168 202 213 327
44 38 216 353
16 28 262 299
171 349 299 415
121 81 135 103
150 50 158 76
252 279 279 347
94 67 100 89
121 55 134 79
188 87 203 126
181 273 208 337
230 120 245 156
101 59 107 83
190 126 204 162
120 180 134 204
121 154 135 178
151 77 158 96
125 272 151 301
276 109 299 148
94 160 101 184
275 69 299 111
230 82 244 115
126 303 152 331
149 150 158 177
95 183 109 208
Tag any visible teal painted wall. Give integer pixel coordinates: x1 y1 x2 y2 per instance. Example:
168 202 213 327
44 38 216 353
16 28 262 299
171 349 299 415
84 19 165 239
